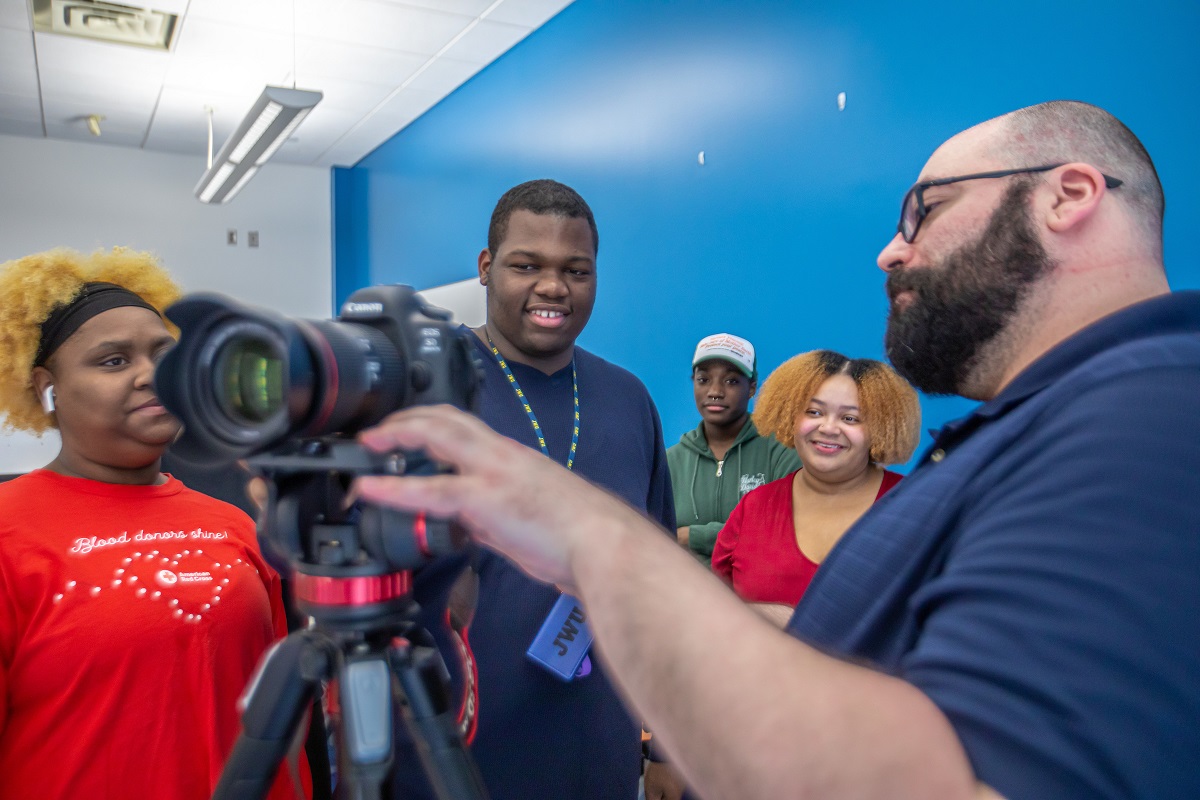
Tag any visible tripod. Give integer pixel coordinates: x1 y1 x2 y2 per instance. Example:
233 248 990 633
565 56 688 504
211 441 490 800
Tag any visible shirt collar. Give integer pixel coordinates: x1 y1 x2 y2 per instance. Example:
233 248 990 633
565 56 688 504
981 291 1200 415
930 291 1200 443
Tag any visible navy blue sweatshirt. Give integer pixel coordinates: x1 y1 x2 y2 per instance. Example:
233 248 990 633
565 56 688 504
395 333 675 800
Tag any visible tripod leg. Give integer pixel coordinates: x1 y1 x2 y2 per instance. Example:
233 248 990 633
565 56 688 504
334 650 396 799
389 640 490 800
213 631 330 800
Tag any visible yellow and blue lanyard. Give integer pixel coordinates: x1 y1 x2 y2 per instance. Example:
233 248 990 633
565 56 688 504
488 335 591 680
486 335 579 471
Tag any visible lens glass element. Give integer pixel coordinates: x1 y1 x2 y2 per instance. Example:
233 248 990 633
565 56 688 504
215 336 284 424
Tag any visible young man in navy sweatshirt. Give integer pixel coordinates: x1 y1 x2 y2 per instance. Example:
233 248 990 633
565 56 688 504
397 179 675 800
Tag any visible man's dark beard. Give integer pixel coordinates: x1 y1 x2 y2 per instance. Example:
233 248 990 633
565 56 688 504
884 180 1056 396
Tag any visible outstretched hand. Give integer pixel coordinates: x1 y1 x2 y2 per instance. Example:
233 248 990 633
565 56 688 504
354 405 631 592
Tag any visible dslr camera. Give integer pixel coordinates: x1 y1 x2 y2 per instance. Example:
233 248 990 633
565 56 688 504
156 284 480 465
155 282 483 583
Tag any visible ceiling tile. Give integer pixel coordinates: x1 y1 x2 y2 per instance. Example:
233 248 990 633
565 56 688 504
308 76 396 113
33 29 172 80
153 84 265 144
295 37 428 85
274 140 328 165
0 117 43 136
141 116 211 156
0 28 37 95
42 95 152 128
299 0 473 54
381 0 496 16
319 125 401 167
273 105 364 162
315 86 443 166
371 85 443 123
182 0 299 30
39 70 164 107
43 121 145 147
166 16 293 90
0 90 41 121
405 56 484 97
0 0 31 31
486 0 574 28
440 17 531 65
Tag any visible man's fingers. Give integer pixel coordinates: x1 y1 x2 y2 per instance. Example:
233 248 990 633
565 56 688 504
355 473 472 519
354 403 603 590
359 405 503 471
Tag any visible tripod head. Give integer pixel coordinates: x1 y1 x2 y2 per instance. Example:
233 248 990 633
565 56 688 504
250 438 466 629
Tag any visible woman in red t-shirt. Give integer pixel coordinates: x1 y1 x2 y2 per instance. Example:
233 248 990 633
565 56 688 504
0 248 309 800
712 350 921 627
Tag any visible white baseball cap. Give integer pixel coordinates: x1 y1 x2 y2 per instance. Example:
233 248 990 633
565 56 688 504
692 333 756 380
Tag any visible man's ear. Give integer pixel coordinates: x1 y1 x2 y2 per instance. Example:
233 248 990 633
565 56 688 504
748 380 758 399
478 248 493 286
1045 163 1109 234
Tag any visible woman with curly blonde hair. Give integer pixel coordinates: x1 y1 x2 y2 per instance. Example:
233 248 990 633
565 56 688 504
712 350 920 626
0 248 307 799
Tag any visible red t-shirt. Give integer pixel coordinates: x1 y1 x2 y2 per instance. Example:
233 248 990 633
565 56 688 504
0 470 308 799
711 469 902 605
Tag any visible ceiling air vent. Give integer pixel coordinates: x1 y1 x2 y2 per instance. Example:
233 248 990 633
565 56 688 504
30 0 179 51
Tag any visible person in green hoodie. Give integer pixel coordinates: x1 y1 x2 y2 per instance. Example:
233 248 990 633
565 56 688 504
667 333 801 566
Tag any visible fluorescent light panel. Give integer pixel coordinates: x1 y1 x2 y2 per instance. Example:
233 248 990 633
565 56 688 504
194 86 322 205
223 167 259 204
255 108 313 165
229 103 283 164
198 163 235 203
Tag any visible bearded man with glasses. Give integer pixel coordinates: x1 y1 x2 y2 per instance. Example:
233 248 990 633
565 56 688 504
352 101 1200 800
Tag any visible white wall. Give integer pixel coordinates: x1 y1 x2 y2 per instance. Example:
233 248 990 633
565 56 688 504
0 134 334 474
417 277 486 328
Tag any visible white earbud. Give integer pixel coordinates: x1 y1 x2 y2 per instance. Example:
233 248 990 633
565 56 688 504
41 384 55 414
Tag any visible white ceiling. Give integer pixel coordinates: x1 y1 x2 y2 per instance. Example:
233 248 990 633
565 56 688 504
0 0 572 167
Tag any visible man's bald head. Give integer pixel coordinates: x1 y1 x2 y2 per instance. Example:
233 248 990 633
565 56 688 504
975 101 1164 257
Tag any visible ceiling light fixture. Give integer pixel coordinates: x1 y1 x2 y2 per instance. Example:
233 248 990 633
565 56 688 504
193 86 322 205
86 114 104 136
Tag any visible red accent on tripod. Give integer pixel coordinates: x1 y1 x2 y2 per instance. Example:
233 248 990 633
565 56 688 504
293 572 413 606
414 510 429 557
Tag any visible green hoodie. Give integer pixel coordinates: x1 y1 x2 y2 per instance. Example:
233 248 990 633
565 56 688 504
666 418 802 564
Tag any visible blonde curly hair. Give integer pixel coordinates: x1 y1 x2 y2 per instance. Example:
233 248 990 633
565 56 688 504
753 350 921 465
0 247 181 435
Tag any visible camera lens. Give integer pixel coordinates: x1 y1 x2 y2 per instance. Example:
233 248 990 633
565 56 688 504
294 319 406 436
214 334 285 425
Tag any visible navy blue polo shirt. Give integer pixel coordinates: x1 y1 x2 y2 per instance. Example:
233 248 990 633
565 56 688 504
787 291 1200 799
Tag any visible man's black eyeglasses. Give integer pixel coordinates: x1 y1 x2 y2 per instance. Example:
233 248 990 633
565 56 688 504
896 163 1124 244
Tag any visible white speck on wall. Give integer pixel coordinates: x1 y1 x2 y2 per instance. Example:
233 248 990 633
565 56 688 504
698 150 706 166
837 92 847 111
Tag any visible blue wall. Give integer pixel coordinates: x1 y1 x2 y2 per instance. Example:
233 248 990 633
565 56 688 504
333 0 1200 465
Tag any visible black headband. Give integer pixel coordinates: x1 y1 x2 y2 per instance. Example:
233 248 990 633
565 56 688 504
33 282 160 367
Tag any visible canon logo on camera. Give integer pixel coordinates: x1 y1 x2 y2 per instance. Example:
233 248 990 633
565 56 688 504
343 301 384 315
